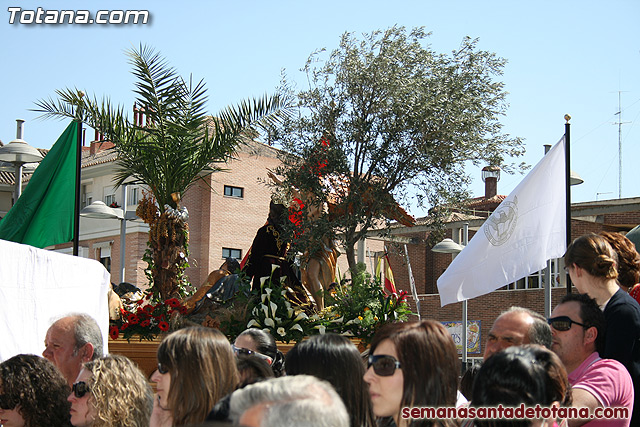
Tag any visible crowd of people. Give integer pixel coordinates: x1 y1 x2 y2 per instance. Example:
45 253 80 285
1 231 639 427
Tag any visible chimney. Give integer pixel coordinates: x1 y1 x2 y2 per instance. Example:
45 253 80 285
90 141 100 155
481 166 501 199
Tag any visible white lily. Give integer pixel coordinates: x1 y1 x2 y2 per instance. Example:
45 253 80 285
270 301 278 318
316 324 326 334
260 276 269 287
265 288 272 300
271 264 280 273
261 304 269 318
247 319 260 328
291 324 303 332
330 316 344 323
277 327 286 337
294 311 308 322
264 318 275 328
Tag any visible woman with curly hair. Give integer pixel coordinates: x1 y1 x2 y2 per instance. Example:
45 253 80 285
363 320 459 427
0 354 71 427
68 354 152 427
150 326 239 426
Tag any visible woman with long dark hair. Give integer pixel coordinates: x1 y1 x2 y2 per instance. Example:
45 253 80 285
286 333 376 427
363 320 459 427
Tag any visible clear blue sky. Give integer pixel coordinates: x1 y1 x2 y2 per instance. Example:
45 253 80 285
2 0 639 216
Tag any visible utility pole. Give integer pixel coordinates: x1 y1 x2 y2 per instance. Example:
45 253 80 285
613 91 630 199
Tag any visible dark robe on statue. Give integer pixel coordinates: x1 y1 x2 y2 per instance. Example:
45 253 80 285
242 202 310 307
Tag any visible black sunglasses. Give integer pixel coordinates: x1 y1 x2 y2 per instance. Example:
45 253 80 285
232 344 273 365
71 381 90 399
0 393 18 410
368 354 402 377
547 316 588 331
157 362 169 374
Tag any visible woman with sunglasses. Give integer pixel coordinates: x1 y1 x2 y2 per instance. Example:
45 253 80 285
0 354 71 427
565 233 640 425
285 333 376 427
364 320 459 427
68 354 152 427
150 326 239 426
234 328 285 376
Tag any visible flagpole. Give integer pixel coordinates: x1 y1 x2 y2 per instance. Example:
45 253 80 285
73 118 83 256
565 114 572 294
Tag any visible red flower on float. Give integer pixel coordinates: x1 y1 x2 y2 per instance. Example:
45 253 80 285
109 325 119 340
165 298 181 308
158 321 170 332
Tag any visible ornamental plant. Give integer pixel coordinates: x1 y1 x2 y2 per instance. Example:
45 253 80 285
318 263 414 344
109 293 187 341
241 266 314 343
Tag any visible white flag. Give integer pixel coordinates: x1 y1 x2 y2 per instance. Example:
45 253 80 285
437 137 566 306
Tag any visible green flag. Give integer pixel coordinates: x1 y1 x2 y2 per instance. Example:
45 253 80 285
0 121 78 248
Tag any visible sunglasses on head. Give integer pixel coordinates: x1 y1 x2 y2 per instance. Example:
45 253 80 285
232 344 273 365
368 354 402 377
71 381 90 399
0 394 18 410
547 316 587 331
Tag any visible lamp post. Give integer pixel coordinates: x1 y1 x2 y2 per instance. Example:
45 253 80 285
432 222 468 373
80 184 136 284
0 120 43 202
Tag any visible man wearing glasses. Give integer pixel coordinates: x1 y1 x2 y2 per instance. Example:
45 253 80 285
549 293 633 426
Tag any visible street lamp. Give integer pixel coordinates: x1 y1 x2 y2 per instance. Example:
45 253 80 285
0 120 43 202
81 184 136 284
432 223 469 373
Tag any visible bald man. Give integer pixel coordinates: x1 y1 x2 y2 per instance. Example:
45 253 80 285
42 314 103 385
483 306 552 361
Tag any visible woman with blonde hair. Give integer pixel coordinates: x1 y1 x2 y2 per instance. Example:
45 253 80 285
68 354 152 427
151 326 239 426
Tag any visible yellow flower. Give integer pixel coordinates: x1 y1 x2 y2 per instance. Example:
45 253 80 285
358 316 363 321
374 316 379 321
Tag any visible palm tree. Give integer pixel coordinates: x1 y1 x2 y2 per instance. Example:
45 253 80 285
35 45 292 299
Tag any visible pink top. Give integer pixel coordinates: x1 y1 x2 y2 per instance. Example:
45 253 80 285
568 352 634 427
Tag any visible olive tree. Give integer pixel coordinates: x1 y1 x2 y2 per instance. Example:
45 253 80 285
273 26 525 272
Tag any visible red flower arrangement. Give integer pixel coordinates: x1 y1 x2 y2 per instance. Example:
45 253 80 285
109 293 186 341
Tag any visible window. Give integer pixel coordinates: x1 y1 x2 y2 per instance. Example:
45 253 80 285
81 184 93 209
503 258 562 290
222 247 242 260
128 186 140 206
224 185 244 198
